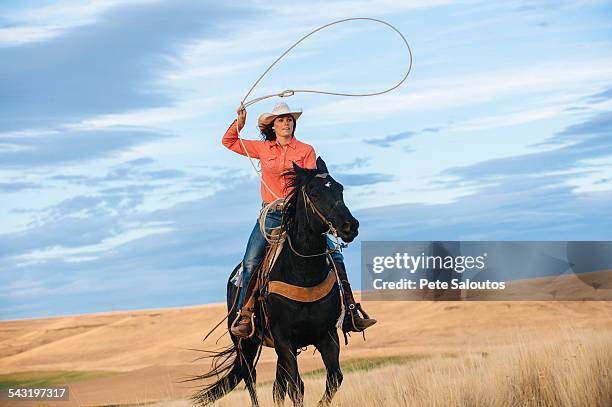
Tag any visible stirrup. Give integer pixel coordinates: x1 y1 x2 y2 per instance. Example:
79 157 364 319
343 303 377 332
230 308 255 338
354 303 373 319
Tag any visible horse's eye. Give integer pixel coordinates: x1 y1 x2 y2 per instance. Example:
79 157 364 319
324 182 331 188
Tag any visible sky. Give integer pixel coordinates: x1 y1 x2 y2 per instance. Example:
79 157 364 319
1 0 611 320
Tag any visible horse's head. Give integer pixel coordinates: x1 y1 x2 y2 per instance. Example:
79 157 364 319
284 157 359 243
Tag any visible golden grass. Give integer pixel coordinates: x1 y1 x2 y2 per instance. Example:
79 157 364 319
3 301 610 406
207 331 612 407
0 370 114 390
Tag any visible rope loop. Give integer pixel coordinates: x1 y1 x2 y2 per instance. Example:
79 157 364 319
240 17 412 106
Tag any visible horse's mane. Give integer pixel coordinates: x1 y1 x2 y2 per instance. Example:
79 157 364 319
281 167 320 235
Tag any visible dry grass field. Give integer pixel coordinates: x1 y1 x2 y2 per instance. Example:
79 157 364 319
208 330 612 407
1 298 611 406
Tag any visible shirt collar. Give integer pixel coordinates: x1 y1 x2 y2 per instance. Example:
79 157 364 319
270 136 297 150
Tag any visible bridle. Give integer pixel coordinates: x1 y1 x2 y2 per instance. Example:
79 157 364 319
285 173 349 259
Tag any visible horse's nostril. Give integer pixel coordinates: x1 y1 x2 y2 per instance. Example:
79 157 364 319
342 221 353 234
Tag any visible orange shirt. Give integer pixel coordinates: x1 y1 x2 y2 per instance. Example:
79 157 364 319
222 120 317 202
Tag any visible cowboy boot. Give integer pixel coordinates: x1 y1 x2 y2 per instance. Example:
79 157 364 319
230 307 255 338
333 261 377 332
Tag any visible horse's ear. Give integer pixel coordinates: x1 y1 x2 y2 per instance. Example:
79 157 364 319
316 157 328 173
292 161 307 177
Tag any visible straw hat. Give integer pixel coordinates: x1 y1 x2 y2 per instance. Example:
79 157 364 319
257 102 302 131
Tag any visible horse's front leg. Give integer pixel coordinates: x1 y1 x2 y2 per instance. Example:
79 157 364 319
272 330 304 407
315 330 343 406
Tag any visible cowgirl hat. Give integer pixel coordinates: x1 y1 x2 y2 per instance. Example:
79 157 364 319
257 102 302 131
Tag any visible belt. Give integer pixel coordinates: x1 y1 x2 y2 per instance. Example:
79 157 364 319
262 201 284 211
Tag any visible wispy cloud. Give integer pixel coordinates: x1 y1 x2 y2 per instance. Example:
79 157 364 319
259 0 467 21
335 172 392 186
0 182 42 192
363 131 415 148
0 128 170 168
441 110 612 194
587 87 612 103
307 61 612 125
449 106 564 132
356 177 612 242
0 174 261 318
331 156 371 172
0 1 256 132
0 0 155 46
14 225 175 266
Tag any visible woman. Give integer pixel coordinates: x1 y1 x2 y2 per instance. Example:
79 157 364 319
222 102 376 338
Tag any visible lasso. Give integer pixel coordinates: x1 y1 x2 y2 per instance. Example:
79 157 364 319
232 17 413 243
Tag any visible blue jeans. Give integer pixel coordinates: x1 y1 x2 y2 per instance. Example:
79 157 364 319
237 208 344 310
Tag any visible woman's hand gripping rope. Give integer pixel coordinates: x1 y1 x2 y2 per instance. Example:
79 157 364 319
236 103 246 130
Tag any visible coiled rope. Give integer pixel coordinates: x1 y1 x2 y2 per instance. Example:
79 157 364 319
233 17 413 243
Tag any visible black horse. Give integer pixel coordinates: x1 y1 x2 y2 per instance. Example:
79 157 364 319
192 158 359 407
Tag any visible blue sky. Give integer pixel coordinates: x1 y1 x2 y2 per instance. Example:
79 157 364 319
1 0 611 320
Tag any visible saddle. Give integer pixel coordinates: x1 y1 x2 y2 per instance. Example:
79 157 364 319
233 228 340 348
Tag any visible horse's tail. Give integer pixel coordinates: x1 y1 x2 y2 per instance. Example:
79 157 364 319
186 263 254 406
188 344 243 406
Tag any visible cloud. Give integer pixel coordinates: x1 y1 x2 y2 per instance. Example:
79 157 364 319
262 0 465 22
511 0 604 14
0 128 170 168
337 109 612 267
0 1 256 132
13 225 175 267
0 182 42 192
441 110 612 180
0 0 156 46
307 61 612 125
434 111 612 202
330 156 371 172
340 166 612 285
1 157 207 257
587 87 612 103
143 169 186 180
0 174 262 319
127 157 155 166
450 106 564 133
363 131 415 148
335 172 392 187
44 157 164 186
355 176 612 242
49 174 91 182
556 110 612 140
328 158 392 187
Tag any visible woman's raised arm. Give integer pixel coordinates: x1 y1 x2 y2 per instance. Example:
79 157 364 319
221 104 262 158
